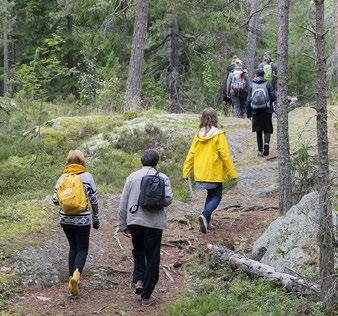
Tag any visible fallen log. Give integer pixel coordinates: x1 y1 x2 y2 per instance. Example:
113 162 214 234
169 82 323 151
207 244 321 297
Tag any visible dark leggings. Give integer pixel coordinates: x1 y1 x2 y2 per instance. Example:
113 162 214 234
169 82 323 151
256 131 271 152
62 225 90 276
128 225 162 300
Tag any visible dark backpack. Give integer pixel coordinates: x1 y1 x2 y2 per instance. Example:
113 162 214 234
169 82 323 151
250 82 270 110
129 171 166 214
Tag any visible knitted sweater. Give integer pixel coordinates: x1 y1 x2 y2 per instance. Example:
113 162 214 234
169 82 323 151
53 167 99 227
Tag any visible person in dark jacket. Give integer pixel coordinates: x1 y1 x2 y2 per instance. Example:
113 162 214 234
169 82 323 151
246 68 276 157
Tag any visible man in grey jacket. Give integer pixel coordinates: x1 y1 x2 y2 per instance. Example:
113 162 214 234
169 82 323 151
118 149 173 306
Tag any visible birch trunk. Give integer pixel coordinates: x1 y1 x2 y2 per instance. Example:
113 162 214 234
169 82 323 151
123 0 149 111
276 0 292 215
245 0 259 82
314 0 336 311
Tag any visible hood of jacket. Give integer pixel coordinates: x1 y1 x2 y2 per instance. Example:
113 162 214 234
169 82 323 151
64 163 87 175
252 76 266 84
196 126 224 142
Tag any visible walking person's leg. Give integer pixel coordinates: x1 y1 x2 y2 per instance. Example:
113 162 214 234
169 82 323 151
256 131 263 156
68 225 90 296
73 226 90 274
231 94 241 117
62 225 77 277
129 225 146 293
141 228 162 305
202 183 223 224
263 132 271 156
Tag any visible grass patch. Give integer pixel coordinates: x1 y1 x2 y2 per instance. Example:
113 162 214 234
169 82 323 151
165 253 322 316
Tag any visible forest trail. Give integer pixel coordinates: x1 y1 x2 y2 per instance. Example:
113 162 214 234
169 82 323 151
8 173 279 316
6 106 338 315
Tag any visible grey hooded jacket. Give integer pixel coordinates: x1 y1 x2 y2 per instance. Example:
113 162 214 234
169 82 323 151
118 167 173 231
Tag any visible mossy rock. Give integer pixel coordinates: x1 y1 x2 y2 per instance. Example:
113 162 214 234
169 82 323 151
45 115 124 138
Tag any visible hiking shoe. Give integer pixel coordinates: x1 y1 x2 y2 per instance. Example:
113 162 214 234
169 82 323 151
207 223 215 230
135 280 143 295
257 151 264 157
69 269 80 296
198 215 208 234
142 296 157 306
263 144 269 156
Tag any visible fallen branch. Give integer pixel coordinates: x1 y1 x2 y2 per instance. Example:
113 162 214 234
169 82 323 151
178 218 193 230
219 204 279 212
113 234 124 250
207 244 321 297
162 266 174 281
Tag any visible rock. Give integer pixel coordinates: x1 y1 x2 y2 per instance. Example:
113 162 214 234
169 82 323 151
80 132 120 156
252 191 335 274
255 183 279 197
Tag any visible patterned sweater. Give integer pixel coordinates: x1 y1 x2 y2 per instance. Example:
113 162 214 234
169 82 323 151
53 171 99 227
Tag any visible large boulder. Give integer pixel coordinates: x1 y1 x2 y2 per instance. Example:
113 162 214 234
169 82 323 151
252 191 334 274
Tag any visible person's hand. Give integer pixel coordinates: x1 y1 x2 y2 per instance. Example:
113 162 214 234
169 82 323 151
93 220 100 230
123 228 131 238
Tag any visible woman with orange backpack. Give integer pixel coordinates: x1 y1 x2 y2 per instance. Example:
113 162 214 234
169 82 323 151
53 150 99 296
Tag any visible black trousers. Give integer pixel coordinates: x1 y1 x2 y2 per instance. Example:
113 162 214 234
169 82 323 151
128 225 163 300
256 131 271 152
62 224 90 276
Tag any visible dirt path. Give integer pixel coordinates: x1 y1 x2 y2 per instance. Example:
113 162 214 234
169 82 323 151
7 157 280 316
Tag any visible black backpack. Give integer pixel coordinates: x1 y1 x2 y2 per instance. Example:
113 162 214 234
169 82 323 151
129 171 166 214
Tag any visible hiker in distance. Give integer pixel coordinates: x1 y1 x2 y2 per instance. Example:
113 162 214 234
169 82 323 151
118 149 173 306
258 51 277 90
183 108 238 233
220 55 239 115
226 59 249 118
246 68 276 157
53 150 99 296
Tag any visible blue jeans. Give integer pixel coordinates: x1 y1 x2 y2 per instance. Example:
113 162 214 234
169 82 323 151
200 183 223 223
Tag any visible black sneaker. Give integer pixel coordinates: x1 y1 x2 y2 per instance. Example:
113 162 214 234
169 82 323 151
263 144 269 156
135 280 143 295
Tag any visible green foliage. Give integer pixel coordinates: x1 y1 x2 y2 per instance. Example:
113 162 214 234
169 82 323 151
291 145 318 203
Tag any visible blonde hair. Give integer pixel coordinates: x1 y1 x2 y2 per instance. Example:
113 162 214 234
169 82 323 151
199 107 218 134
232 55 238 64
66 150 86 166
235 59 243 67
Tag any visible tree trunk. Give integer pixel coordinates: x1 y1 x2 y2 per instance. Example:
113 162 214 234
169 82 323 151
276 0 292 215
314 0 336 311
335 0 338 85
66 15 73 36
207 244 321 297
245 0 259 82
3 14 9 97
123 0 149 111
168 18 181 113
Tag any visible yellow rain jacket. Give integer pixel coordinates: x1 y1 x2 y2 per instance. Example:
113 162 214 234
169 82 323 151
183 127 238 182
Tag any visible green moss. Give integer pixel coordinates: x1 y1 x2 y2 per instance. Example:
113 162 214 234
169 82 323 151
57 115 123 137
40 128 67 147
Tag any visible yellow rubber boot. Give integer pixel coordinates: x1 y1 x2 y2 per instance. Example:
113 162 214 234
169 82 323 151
69 269 80 296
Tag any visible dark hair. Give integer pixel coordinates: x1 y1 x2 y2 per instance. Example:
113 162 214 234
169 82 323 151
256 68 265 78
141 149 159 167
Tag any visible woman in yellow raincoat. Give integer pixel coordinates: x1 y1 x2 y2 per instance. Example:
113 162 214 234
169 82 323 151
183 108 237 233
